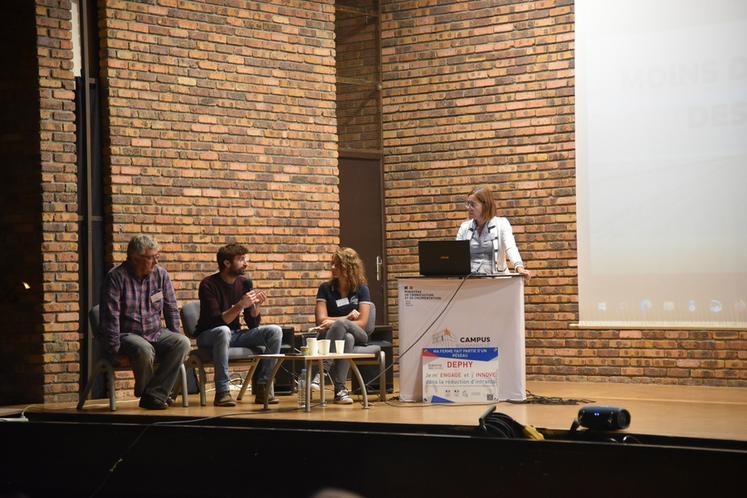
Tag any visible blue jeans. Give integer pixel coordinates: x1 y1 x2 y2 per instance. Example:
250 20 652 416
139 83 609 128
196 324 282 393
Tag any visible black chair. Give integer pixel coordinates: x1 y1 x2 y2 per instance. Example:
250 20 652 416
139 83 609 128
350 303 392 401
77 305 189 411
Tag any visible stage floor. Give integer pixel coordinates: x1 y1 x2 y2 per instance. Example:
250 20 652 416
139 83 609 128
9 381 747 444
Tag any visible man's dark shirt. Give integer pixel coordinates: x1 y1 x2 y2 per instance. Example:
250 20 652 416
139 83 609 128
195 273 261 335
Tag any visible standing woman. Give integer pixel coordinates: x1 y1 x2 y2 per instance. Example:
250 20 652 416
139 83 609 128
315 247 372 404
456 186 531 278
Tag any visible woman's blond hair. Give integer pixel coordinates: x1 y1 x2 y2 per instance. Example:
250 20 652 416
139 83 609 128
329 247 367 290
469 186 497 221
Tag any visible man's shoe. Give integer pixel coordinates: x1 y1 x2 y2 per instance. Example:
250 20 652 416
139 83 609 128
165 395 177 407
334 389 353 405
138 396 168 410
214 390 236 407
253 384 279 405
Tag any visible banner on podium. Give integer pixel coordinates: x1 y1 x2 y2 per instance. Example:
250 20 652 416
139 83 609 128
422 348 499 403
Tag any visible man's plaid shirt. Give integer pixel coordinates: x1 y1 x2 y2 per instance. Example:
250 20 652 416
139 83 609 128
100 261 181 354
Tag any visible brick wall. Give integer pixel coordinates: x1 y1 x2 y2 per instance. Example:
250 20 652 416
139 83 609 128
37 0 81 403
381 0 745 387
98 0 339 392
6 0 744 405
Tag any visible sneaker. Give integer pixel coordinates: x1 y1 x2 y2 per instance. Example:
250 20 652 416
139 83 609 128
334 389 353 405
214 390 236 407
311 372 333 392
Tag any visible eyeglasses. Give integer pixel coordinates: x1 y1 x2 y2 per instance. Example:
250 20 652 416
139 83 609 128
139 253 159 262
465 201 478 208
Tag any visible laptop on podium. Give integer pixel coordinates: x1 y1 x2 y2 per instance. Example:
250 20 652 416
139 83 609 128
418 240 471 277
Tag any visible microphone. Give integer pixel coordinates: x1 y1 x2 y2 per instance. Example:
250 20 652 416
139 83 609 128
242 279 256 308
491 238 498 274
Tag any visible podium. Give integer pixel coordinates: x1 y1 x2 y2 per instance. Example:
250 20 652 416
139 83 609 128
398 275 526 402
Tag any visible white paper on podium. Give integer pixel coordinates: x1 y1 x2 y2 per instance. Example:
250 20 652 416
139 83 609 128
398 276 526 402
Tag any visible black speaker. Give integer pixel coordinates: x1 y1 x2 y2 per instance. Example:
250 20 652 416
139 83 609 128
577 406 631 430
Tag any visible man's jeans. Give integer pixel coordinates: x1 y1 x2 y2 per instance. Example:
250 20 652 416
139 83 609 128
119 330 191 403
196 325 282 393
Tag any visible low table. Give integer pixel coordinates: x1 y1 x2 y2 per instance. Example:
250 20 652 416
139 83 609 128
249 353 376 412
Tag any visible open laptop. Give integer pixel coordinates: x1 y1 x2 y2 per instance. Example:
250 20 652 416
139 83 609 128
418 240 471 277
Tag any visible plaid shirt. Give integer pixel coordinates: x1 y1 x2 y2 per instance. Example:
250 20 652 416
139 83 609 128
100 261 181 354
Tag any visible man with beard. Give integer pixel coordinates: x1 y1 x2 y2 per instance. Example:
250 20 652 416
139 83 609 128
195 243 282 406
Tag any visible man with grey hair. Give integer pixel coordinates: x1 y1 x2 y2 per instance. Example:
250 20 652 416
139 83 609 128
100 234 191 410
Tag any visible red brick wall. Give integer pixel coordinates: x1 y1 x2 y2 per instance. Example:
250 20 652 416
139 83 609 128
10 0 81 404
9 1 744 405
97 0 339 392
381 0 745 387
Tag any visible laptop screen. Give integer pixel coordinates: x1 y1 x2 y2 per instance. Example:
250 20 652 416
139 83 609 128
418 240 471 276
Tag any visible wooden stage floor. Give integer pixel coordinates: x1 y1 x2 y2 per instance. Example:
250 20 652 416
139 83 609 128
11 380 747 444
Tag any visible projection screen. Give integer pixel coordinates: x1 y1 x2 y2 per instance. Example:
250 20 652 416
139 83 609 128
576 0 747 328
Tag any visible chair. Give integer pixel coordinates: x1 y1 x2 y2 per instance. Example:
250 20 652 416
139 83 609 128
350 302 392 401
180 301 262 406
77 305 189 411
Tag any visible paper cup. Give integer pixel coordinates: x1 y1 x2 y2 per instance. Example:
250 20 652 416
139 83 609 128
318 339 331 355
306 337 318 356
335 339 345 354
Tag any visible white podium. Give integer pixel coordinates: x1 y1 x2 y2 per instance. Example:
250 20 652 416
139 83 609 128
398 275 526 402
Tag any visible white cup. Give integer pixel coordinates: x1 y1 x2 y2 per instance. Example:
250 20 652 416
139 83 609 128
306 337 318 356
318 339 331 356
335 340 345 355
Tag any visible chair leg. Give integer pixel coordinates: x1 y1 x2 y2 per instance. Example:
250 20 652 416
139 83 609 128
194 359 207 407
105 363 116 411
378 351 386 402
179 363 189 407
237 360 258 401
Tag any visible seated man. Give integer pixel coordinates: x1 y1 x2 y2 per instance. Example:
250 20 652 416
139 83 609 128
195 243 282 406
100 234 191 410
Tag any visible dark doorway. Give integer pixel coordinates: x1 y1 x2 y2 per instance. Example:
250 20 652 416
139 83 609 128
338 157 386 323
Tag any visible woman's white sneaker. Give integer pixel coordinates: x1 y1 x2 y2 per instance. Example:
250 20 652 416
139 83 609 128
334 389 353 404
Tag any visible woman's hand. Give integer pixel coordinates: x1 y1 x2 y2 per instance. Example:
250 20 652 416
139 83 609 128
320 318 336 330
346 309 360 321
516 266 531 281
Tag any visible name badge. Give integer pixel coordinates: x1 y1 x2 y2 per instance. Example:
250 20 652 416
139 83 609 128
335 297 350 307
150 291 164 303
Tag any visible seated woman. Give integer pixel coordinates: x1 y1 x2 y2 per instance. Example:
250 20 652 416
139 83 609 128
314 247 372 404
456 186 531 278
